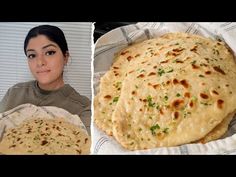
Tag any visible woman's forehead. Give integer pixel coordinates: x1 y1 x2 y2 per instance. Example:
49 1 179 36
26 35 59 50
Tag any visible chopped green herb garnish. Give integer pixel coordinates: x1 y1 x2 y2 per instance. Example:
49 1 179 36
183 111 191 118
191 96 197 101
158 68 165 76
139 128 142 131
200 102 211 106
164 95 168 101
115 82 122 89
140 69 145 72
113 97 119 103
213 48 219 55
163 128 169 134
191 60 197 65
166 68 174 73
135 85 139 89
199 74 205 77
150 124 160 135
147 95 152 102
147 95 156 107
172 59 177 63
176 93 181 97
195 42 203 45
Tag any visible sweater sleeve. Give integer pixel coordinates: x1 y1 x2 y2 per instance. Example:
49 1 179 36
78 95 91 135
0 88 11 113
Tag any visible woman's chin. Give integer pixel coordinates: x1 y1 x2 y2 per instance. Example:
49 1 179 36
37 80 52 87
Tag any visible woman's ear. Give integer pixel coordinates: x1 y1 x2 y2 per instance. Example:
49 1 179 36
64 51 69 65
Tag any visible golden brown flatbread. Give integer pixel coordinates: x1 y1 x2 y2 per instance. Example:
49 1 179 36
0 118 91 154
95 32 236 150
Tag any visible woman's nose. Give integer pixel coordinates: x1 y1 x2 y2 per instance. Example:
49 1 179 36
36 54 46 66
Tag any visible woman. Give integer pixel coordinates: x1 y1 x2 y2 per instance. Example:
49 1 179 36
0 25 91 132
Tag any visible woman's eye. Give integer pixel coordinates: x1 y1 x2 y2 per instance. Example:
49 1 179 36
27 54 36 59
46 51 56 56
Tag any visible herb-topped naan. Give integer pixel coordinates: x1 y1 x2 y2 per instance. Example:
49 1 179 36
0 118 91 154
95 32 236 150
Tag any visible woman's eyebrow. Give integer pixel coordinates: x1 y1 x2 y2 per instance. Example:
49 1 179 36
42 44 57 49
26 44 57 53
26 49 35 53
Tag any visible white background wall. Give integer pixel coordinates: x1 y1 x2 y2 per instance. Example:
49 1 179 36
0 22 92 100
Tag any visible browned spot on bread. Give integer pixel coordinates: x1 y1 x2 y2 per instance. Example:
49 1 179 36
200 93 209 99
217 99 224 109
189 101 194 108
127 56 133 61
173 78 179 84
137 74 145 78
160 60 169 64
135 54 140 58
128 70 134 74
121 51 129 55
172 99 184 109
148 72 156 76
212 90 219 95
104 95 112 99
141 60 148 64
192 64 199 69
190 45 198 53
180 79 189 88
160 108 164 115
41 140 48 146
173 48 184 52
213 66 225 75
174 111 179 119
166 80 171 85
184 92 191 98
153 84 160 89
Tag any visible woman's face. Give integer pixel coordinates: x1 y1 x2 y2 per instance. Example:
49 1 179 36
26 35 68 90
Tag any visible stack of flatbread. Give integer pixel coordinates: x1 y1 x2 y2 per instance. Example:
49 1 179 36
0 118 91 154
94 32 236 150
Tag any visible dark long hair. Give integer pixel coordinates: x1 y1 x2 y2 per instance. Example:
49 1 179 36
24 25 68 56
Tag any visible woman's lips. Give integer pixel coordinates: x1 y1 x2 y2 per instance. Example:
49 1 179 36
37 70 51 74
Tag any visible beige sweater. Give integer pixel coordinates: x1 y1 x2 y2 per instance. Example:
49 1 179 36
0 80 91 133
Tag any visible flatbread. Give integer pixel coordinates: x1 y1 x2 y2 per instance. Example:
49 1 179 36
94 34 186 135
0 118 91 154
109 33 236 150
197 111 236 144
